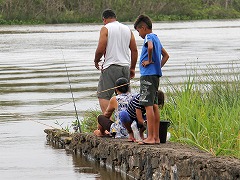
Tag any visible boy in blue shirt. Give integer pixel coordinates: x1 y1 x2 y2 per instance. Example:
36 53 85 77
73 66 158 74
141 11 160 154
134 15 169 144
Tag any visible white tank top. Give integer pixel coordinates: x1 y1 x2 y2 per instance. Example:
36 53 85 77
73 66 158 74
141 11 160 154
102 21 131 70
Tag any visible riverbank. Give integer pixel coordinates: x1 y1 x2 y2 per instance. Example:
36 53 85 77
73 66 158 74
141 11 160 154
44 129 240 180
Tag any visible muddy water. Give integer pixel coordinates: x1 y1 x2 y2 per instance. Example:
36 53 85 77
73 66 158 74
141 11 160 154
0 20 240 179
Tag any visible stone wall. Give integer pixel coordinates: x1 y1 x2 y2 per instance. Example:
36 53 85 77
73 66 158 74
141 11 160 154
44 129 240 180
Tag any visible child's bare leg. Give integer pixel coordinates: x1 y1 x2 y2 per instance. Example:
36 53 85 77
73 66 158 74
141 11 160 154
123 121 135 141
153 104 160 143
142 106 155 144
139 126 146 140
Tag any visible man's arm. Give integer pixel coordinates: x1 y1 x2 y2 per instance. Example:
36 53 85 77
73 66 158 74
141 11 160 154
129 31 138 79
94 27 108 70
161 48 169 68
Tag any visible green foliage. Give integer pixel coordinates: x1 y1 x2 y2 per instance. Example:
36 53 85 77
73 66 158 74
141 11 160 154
0 0 240 24
54 120 70 132
81 109 102 133
162 66 240 158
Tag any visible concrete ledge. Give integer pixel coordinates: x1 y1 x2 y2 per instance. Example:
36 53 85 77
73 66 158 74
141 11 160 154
44 129 240 180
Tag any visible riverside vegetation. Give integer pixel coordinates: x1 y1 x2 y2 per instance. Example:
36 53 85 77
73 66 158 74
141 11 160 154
0 0 240 24
80 67 240 159
161 67 240 159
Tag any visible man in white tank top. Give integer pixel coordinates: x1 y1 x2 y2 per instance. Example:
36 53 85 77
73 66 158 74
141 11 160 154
94 9 138 113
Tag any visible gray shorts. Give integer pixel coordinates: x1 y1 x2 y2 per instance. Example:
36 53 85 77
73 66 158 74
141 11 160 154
97 65 130 100
139 75 159 106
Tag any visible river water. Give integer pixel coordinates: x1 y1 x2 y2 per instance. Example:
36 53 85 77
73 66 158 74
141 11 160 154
0 20 239 179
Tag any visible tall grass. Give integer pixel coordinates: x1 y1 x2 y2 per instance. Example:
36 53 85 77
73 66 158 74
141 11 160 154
162 66 240 158
80 66 239 158
81 109 102 133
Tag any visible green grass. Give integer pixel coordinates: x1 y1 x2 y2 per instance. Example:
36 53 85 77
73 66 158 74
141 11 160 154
81 108 102 133
162 67 240 158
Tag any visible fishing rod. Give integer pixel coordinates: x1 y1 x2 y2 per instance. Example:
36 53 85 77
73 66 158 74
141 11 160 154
3 77 140 134
36 80 139 117
61 50 82 133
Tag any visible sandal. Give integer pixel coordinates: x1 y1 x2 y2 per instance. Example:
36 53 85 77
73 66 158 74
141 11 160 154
127 137 136 142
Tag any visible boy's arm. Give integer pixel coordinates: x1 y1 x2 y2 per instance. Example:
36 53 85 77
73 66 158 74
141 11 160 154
147 41 153 63
142 41 153 67
161 48 169 67
103 97 116 119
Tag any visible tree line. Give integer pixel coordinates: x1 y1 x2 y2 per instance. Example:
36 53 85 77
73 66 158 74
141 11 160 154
0 0 240 24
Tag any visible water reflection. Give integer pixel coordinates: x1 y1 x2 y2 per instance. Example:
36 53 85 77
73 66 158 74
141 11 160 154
72 153 132 180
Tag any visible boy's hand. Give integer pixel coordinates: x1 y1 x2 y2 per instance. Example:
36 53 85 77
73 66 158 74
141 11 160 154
142 60 154 67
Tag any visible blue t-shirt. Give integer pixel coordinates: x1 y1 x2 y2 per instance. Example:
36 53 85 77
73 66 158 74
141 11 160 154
139 33 163 77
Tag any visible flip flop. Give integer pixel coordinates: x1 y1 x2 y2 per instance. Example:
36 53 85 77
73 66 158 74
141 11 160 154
127 137 136 142
138 141 155 145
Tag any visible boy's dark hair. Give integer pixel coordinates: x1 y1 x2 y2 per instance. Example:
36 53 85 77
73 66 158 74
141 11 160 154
157 90 165 109
102 9 116 19
115 77 129 93
134 14 152 30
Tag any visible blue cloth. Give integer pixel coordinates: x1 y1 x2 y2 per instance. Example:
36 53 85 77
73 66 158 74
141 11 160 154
119 110 146 129
139 33 163 77
119 110 131 123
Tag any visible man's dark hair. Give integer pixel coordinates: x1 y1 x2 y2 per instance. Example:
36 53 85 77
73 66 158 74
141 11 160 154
134 14 152 30
102 9 116 19
115 77 129 93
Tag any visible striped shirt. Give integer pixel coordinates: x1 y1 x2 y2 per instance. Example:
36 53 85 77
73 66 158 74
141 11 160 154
127 93 146 120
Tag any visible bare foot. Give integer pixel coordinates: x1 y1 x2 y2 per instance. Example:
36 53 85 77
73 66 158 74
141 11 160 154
155 138 160 144
127 132 136 142
93 129 105 137
139 138 155 145
128 137 136 142
138 141 155 145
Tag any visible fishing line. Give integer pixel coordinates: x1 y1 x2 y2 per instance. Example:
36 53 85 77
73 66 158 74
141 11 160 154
61 50 82 133
97 82 131 94
2 57 140 132
38 79 139 114
12 112 70 133
2 79 140 133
